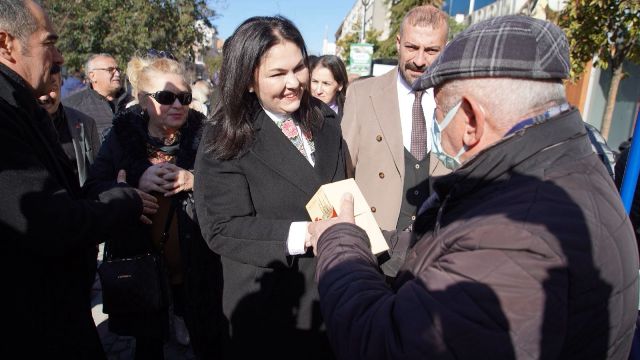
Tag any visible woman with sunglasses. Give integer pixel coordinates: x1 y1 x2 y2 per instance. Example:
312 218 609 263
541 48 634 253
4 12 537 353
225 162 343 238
194 16 346 359
85 54 222 359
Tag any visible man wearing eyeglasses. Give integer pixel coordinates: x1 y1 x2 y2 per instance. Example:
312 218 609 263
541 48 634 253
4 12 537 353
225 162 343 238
64 53 132 141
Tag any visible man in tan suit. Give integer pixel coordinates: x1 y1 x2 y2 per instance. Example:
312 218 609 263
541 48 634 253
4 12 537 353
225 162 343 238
342 5 450 231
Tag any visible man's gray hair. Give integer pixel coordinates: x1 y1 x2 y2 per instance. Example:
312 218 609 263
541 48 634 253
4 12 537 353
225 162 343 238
0 0 38 45
439 77 566 131
85 53 115 73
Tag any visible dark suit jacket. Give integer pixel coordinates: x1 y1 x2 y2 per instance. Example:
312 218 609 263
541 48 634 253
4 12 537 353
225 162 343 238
63 87 131 141
0 64 141 358
194 102 346 358
61 105 100 185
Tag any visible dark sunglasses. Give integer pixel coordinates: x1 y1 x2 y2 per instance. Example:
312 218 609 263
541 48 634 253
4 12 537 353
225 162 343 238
146 49 176 60
144 90 192 105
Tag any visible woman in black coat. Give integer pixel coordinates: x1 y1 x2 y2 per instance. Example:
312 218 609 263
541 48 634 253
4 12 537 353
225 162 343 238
194 16 347 359
85 54 222 359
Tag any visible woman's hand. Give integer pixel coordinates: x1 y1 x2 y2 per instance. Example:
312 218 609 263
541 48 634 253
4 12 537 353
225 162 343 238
139 163 171 194
160 163 194 196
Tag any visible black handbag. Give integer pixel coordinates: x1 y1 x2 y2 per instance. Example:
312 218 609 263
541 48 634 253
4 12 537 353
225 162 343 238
98 203 175 315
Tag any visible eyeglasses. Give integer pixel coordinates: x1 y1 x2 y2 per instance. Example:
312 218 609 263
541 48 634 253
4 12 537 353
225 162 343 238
92 67 122 74
146 49 176 60
144 90 192 105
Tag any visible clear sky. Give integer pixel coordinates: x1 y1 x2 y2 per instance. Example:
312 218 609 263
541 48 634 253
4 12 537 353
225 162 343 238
209 0 357 55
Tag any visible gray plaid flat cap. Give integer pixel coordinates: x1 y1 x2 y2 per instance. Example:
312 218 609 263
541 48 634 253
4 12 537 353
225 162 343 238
414 15 570 90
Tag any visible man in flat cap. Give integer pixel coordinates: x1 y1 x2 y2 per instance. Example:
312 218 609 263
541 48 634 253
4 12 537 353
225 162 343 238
309 15 639 359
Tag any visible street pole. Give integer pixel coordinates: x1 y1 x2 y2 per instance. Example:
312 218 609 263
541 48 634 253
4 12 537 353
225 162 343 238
360 0 371 43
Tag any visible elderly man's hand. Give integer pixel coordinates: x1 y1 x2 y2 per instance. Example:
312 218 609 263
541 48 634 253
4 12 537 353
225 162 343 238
307 193 355 255
117 169 158 225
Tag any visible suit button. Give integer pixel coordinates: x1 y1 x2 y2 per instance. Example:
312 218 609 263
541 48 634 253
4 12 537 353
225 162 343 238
379 172 384 179
413 190 420 196
411 215 416 221
371 207 376 213
415 164 420 169
376 135 382 142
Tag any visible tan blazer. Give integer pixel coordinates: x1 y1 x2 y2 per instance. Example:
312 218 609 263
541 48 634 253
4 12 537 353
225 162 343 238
342 68 449 230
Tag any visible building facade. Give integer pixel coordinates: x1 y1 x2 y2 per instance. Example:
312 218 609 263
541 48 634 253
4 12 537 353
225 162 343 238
335 0 392 56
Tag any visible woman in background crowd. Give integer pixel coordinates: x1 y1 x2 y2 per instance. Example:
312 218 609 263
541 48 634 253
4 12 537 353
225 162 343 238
310 55 348 117
194 16 346 359
85 53 222 359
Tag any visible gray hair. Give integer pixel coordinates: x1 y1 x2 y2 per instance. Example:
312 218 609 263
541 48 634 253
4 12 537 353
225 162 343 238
85 53 115 73
0 0 38 45
399 5 449 39
439 77 566 131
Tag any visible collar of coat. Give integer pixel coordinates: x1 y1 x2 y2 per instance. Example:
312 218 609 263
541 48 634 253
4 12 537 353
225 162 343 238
87 85 129 103
0 63 40 114
111 104 204 170
412 109 591 238
433 108 590 205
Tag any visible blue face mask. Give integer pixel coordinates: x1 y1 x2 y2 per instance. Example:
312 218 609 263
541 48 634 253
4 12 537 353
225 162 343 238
432 101 467 170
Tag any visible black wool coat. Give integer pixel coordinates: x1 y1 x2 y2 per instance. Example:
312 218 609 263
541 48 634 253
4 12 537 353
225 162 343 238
194 101 346 359
85 106 224 357
0 64 141 358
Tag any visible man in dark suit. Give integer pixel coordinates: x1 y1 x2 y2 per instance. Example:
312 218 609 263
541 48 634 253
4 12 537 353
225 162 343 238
0 0 153 357
342 5 450 232
63 52 132 140
38 66 100 185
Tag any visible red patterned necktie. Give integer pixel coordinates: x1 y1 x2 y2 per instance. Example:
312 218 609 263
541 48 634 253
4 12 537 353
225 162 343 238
410 90 427 160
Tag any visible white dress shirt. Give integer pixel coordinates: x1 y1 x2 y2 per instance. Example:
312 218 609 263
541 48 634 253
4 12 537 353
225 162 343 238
396 71 435 154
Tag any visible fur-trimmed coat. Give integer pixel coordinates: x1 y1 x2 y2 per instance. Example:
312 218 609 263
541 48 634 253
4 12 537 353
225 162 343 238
84 106 224 358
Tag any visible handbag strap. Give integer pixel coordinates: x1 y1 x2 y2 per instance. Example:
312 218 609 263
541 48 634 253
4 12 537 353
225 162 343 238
103 199 178 260
158 201 177 255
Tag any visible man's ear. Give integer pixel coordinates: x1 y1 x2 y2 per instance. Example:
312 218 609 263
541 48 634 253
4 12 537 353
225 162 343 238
0 31 16 62
396 34 401 53
87 71 96 84
460 95 485 148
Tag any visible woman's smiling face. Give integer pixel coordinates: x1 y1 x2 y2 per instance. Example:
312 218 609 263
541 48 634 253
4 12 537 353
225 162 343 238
251 40 309 115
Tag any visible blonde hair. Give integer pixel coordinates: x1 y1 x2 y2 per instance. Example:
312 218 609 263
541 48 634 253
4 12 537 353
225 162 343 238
126 55 188 101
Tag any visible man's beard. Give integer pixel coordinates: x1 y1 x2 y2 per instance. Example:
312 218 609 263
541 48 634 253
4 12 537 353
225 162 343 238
402 62 426 84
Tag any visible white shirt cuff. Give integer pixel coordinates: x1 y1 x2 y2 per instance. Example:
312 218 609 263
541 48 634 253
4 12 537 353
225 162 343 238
287 221 309 255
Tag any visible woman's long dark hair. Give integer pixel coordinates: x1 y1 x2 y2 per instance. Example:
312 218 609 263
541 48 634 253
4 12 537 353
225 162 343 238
312 55 348 113
208 16 320 160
